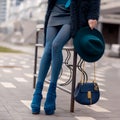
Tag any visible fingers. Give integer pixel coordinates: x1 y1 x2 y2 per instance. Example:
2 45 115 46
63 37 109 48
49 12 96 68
88 19 97 30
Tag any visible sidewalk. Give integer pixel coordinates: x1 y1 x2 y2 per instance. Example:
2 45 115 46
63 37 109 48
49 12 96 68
0 53 98 120
0 42 120 120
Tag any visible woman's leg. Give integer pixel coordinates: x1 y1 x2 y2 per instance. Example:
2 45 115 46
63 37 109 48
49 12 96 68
44 24 71 115
31 26 59 114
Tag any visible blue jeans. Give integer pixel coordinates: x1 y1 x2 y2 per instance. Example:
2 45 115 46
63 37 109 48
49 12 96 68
31 24 71 114
37 24 71 85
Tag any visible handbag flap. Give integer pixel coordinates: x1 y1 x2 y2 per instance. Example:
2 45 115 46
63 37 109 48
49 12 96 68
79 83 99 92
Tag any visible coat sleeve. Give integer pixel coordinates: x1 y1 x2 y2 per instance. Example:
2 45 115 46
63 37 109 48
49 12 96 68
87 0 100 20
43 10 50 46
43 1 51 46
43 0 56 46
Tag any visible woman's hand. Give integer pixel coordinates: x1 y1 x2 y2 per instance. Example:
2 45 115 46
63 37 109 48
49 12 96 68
88 19 97 30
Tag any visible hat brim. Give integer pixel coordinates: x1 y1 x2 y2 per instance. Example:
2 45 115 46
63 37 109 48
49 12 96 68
73 27 105 62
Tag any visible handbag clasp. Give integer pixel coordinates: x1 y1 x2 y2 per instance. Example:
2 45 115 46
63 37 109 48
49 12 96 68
87 91 91 99
87 91 92 104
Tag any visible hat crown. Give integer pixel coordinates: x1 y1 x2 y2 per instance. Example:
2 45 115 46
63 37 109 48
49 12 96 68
82 35 104 55
73 27 105 62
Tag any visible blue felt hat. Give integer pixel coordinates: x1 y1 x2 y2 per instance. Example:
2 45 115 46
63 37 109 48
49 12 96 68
73 27 105 62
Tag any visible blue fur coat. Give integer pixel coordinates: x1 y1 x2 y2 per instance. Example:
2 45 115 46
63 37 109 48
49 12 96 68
43 0 100 46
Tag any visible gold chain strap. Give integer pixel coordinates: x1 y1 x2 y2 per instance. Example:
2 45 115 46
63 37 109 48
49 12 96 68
80 61 85 83
93 62 96 83
80 62 96 83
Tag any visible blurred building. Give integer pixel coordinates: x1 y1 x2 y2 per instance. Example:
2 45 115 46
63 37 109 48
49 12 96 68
0 0 24 23
8 0 47 23
11 0 24 6
0 0 47 44
0 0 8 23
99 0 120 57
0 0 120 57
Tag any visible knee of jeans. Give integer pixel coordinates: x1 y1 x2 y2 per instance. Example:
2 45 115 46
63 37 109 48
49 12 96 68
44 46 51 55
52 42 61 52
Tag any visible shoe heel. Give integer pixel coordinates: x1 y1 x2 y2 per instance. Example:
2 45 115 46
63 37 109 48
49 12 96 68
45 109 55 115
31 107 40 114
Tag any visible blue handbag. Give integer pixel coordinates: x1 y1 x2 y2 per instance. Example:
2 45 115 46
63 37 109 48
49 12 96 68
74 62 100 105
74 82 100 105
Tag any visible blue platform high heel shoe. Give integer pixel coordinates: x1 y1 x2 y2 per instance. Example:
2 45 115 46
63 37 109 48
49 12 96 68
31 82 43 114
44 83 56 115
31 94 42 114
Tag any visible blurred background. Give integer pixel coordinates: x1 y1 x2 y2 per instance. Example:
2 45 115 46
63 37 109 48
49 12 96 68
0 1 120 120
0 0 120 57
0 0 47 45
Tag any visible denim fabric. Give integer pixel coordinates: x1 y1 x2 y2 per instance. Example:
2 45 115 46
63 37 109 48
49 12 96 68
31 24 71 114
37 24 71 84
44 82 56 115
31 82 43 114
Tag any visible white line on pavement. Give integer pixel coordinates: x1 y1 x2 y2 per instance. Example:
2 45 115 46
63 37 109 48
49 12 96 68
22 65 31 68
91 73 105 78
95 71 105 74
85 104 110 112
21 100 44 110
14 77 28 82
0 82 16 88
2 69 12 73
24 73 33 78
90 77 105 82
100 97 108 101
97 66 112 72
99 88 106 92
21 100 31 109
9 63 15 65
75 116 96 120
13 68 22 70
20 61 26 64
97 82 105 86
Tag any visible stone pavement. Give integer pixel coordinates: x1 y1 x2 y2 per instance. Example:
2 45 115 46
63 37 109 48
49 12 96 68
0 42 120 120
